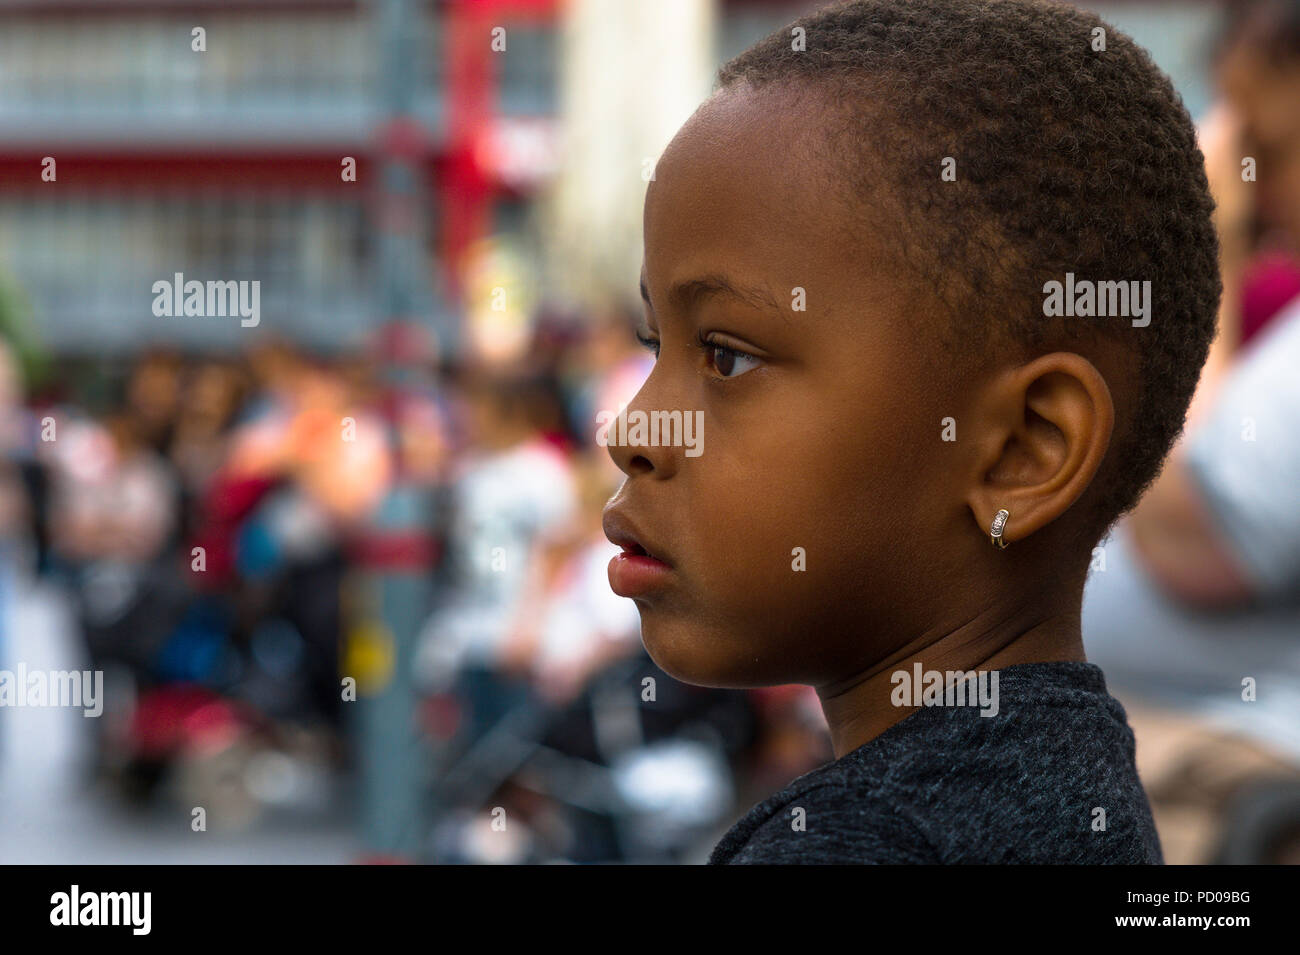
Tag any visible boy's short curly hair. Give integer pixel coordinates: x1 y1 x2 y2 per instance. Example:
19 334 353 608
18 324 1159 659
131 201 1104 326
717 0 1221 552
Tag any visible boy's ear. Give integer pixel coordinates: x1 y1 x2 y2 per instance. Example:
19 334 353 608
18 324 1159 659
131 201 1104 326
966 352 1114 547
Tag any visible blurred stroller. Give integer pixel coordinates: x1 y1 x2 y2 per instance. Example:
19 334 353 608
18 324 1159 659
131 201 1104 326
423 650 757 864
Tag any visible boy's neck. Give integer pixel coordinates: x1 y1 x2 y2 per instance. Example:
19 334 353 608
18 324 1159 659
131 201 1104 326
815 605 1086 759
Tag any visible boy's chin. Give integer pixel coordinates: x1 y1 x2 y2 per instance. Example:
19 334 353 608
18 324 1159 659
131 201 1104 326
638 613 786 690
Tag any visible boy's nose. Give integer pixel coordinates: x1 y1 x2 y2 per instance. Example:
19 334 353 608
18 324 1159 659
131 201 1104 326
603 400 681 480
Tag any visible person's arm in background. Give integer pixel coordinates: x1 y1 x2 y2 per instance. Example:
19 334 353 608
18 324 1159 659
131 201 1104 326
1125 446 1257 608
1126 295 1300 610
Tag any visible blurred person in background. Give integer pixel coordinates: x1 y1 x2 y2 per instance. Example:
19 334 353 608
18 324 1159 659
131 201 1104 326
123 350 184 459
0 336 32 560
492 309 656 705
497 452 641 706
1082 0 1300 864
0 334 93 814
416 366 579 738
169 359 249 517
46 405 184 684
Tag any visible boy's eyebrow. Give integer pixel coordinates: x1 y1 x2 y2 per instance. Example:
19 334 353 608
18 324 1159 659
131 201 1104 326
640 272 786 316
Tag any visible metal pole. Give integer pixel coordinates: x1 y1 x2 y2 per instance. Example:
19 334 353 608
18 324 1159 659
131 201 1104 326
352 0 434 860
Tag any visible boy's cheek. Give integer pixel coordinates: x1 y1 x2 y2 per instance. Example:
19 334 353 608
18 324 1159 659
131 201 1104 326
638 453 899 685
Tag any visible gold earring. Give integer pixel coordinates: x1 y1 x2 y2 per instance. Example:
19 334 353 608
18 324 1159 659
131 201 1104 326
990 508 1010 549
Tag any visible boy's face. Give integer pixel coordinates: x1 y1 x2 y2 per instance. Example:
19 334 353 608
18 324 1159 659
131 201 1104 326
604 83 973 689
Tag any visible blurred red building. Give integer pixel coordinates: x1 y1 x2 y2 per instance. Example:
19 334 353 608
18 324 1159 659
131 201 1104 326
0 0 563 356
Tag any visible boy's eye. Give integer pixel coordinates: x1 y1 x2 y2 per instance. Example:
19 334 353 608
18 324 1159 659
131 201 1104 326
635 327 760 379
635 328 660 358
707 341 762 379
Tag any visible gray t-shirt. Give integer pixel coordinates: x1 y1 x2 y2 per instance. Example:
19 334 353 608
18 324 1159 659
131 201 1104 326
709 661 1162 864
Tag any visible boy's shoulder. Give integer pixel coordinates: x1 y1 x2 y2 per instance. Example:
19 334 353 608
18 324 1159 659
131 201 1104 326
709 661 1164 864
708 774 939 864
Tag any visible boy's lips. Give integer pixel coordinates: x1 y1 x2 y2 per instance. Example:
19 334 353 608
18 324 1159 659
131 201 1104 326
602 507 674 598
602 508 671 565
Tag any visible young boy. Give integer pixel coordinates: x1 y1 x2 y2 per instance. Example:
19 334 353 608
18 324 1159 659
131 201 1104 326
602 0 1220 863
